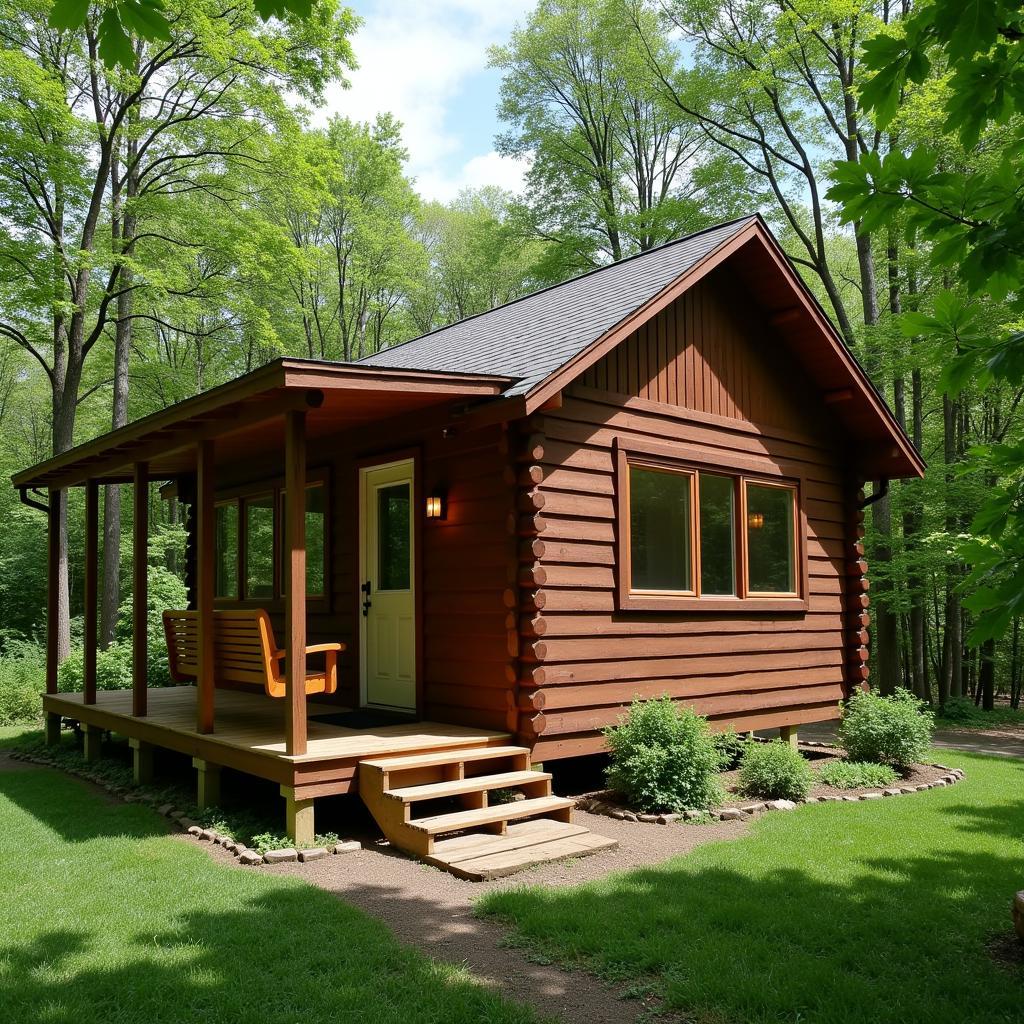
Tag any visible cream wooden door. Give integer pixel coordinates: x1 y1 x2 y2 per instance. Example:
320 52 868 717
360 459 416 710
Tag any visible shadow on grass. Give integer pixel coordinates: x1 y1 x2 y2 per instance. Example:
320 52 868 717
478 763 1024 1024
0 760 535 1024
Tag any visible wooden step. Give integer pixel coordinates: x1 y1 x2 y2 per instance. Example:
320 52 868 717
425 819 618 881
408 795 574 836
360 744 530 774
386 769 551 803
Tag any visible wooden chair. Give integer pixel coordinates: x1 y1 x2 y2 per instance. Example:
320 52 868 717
162 608 343 699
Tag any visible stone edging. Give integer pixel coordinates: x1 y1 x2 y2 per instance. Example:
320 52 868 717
6 749 360 866
576 763 967 824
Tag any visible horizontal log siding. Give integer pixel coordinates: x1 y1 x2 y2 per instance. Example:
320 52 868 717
523 362 854 759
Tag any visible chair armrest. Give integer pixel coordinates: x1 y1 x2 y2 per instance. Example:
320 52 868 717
305 642 345 654
270 649 286 661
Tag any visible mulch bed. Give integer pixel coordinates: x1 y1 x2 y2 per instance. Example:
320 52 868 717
573 744 965 824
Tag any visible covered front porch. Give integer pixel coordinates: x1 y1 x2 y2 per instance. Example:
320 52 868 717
14 357 514 842
43 687 509 843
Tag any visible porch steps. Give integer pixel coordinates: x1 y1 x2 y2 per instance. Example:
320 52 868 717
358 744 616 880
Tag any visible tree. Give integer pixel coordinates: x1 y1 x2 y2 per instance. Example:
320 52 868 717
491 0 737 275
828 0 1024 653
0 0 355 659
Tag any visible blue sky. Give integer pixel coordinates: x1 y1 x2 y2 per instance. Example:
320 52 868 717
319 1 535 202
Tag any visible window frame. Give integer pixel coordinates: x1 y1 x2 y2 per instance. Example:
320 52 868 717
212 466 331 610
614 437 807 613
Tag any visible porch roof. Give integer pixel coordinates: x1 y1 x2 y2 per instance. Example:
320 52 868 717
12 358 513 491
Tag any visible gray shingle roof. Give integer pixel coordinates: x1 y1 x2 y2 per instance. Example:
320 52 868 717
358 216 756 397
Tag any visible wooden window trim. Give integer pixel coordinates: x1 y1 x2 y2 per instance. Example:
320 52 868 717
614 437 808 614
213 467 331 612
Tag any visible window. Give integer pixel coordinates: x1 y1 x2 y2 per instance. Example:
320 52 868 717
699 474 735 596
745 481 796 594
214 503 238 599
629 466 693 592
278 483 327 598
244 495 275 599
617 442 802 611
213 473 329 605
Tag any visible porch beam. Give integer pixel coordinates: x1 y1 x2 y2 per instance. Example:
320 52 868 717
284 409 307 757
83 479 99 705
196 440 215 734
132 462 148 717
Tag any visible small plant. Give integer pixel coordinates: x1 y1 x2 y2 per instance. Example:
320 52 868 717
0 648 44 725
838 688 934 769
604 697 723 813
819 760 899 790
251 831 340 854
713 727 749 770
738 740 813 801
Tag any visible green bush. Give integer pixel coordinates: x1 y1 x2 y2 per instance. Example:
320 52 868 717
604 697 723 813
0 647 44 725
713 727 749 770
838 688 934 769
818 760 899 789
738 741 813 801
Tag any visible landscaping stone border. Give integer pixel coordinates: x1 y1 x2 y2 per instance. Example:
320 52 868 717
575 763 967 825
6 749 362 866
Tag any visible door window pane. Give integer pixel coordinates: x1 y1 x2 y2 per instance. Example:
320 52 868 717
629 466 692 591
746 483 796 594
699 474 735 595
245 495 275 598
214 503 238 598
377 483 411 591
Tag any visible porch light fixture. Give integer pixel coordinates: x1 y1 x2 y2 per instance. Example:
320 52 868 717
426 488 447 520
747 511 765 529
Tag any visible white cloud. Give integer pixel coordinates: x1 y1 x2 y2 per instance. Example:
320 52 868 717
319 0 533 202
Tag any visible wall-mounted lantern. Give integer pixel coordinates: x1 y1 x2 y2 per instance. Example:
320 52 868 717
426 488 448 520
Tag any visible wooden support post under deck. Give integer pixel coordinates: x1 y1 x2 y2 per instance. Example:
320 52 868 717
779 725 799 749
132 462 149 717
45 488 61 745
83 724 103 763
195 440 215 734
284 410 307 757
193 757 221 808
130 738 155 784
83 479 99 705
281 785 314 847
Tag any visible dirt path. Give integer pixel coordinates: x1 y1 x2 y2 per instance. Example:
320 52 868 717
794 721 1024 759
261 810 749 1024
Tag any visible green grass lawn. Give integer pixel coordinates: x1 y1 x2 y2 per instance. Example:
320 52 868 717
0 729 537 1024
480 751 1024 1024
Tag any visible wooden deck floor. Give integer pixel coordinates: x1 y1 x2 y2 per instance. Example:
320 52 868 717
43 687 510 796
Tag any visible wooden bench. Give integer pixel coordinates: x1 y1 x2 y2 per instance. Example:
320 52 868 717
162 609 343 699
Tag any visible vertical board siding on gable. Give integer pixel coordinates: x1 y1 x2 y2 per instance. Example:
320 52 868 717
525 273 855 761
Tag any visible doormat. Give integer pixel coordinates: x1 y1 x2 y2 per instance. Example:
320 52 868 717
309 709 417 730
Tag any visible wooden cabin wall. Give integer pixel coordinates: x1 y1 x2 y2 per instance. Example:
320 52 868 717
518 268 863 762
182 403 514 730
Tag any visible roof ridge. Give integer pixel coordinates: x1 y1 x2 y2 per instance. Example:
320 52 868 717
358 214 759 364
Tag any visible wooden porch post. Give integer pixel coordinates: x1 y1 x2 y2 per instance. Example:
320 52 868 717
44 488 62 745
284 410 307 757
196 440 215 734
132 462 148 717
83 479 99 706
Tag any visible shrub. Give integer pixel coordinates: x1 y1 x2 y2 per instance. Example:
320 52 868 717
604 697 723 813
819 760 899 790
0 647 44 725
738 740 813 801
713 727 749 770
838 688 934 769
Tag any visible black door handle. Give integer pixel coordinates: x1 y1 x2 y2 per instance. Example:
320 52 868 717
361 579 372 617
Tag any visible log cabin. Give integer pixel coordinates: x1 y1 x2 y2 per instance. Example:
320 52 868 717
12 215 923 877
